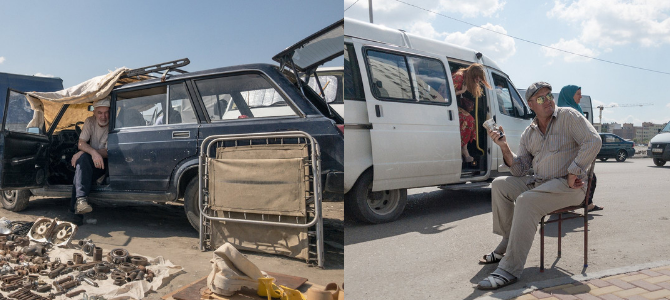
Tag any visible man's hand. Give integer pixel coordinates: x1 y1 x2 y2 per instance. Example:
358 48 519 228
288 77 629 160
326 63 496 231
71 151 84 168
567 174 584 189
487 126 507 146
91 152 105 170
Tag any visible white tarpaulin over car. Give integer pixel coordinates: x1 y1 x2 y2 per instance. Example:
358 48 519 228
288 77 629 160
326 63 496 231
23 68 129 131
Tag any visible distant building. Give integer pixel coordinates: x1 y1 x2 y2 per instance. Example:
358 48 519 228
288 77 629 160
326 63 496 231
636 122 667 144
613 123 635 140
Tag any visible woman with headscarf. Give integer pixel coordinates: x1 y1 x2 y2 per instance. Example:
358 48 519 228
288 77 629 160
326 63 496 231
557 85 603 212
452 63 491 163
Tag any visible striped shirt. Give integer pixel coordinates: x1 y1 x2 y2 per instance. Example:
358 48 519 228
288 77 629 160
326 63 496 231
509 107 601 186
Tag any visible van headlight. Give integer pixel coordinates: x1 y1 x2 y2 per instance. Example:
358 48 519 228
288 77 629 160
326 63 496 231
648 141 652 148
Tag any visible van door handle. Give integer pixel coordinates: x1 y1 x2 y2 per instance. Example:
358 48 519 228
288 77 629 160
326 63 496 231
448 110 453 121
375 105 382 117
172 131 190 139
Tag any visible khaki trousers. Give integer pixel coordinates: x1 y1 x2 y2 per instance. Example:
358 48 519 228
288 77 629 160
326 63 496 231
491 176 585 277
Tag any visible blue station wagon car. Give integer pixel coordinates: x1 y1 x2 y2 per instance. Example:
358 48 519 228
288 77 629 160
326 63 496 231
597 133 635 162
0 20 344 230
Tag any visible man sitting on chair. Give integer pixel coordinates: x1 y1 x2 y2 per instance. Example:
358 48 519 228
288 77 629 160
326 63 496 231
476 82 601 290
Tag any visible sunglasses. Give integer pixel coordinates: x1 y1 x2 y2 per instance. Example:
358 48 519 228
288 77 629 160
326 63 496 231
531 93 554 104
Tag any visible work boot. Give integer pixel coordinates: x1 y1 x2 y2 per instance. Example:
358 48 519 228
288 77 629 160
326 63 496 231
75 197 93 214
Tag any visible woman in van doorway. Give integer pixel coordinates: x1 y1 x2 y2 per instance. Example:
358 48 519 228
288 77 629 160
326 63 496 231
557 85 602 212
452 63 491 162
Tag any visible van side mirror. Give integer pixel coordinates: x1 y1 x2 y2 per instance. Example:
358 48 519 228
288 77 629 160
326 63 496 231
376 81 383 88
659 129 662 133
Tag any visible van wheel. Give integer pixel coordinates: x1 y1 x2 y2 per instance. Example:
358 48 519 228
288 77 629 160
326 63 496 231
599 158 608 162
0 190 31 212
345 170 407 224
654 158 667 166
616 150 627 162
183 178 201 232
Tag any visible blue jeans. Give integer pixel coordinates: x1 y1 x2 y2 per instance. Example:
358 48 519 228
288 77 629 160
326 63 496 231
70 153 107 213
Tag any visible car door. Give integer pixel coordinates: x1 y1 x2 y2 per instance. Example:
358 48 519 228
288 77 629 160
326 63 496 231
356 42 461 191
0 90 50 190
600 134 614 156
107 81 199 191
489 71 533 172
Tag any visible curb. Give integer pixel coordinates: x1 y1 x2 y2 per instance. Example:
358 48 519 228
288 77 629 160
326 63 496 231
477 260 670 300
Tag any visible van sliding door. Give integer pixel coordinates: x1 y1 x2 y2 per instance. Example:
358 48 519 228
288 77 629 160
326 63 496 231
358 43 461 191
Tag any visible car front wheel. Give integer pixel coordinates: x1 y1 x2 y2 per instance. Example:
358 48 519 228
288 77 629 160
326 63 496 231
0 190 31 212
345 170 407 224
183 177 201 231
653 158 667 166
616 150 628 162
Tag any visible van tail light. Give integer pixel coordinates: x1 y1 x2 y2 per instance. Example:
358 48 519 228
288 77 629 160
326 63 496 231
336 124 344 134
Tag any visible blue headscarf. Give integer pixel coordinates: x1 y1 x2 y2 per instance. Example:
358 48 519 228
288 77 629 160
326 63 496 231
557 85 583 114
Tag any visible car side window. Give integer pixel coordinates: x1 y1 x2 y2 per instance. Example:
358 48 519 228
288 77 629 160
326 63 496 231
604 135 616 143
4 90 42 134
195 73 298 121
115 82 196 129
344 43 365 101
492 73 525 118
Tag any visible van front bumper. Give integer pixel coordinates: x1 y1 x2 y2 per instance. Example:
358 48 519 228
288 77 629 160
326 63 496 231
648 143 670 160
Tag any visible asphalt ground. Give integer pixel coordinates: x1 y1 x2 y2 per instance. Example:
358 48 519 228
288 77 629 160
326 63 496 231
344 157 670 300
1 198 344 299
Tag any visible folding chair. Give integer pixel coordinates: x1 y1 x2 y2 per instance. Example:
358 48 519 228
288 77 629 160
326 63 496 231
539 159 596 272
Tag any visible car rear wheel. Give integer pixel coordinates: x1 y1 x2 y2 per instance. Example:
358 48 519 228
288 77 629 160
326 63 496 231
345 169 407 224
0 190 31 212
599 158 608 162
616 150 628 162
183 177 200 232
653 158 667 166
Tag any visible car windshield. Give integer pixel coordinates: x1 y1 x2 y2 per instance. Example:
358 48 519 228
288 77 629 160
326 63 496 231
662 122 670 132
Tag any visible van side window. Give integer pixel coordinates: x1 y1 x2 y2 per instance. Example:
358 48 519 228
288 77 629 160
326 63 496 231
408 56 450 104
366 50 414 100
492 73 525 118
344 43 365 101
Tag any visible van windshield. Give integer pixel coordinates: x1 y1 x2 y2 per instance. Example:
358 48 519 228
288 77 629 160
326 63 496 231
662 122 670 132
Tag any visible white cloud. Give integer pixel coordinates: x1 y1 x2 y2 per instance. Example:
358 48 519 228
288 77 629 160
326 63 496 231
445 23 516 62
344 0 505 30
548 0 670 48
34 73 54 78
437 0 506 18
0 57 5 64
666 103 670 108
542 38 599 62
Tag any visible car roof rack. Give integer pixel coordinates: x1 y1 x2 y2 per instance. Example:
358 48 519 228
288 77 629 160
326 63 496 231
121 58 190 82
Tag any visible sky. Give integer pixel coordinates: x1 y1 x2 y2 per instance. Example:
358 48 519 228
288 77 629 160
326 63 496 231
344 0 670 126
0 1 342 87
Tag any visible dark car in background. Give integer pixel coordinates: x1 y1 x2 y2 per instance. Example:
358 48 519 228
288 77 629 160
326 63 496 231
598 133 635 162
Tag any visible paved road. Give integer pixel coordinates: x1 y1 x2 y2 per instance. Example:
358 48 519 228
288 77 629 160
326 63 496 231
344 158 670 300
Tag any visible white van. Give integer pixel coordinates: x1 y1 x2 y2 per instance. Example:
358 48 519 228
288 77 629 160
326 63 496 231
648 122 670 166
344 18 535 223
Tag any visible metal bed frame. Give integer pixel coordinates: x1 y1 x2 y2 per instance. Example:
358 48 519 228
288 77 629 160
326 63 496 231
198 131 324 267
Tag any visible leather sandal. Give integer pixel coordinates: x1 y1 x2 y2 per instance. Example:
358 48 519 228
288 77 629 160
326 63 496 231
479 251 503 264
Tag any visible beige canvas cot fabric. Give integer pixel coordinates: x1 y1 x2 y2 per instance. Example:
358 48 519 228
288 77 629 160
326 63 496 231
207 243 266 296
207 143 311 261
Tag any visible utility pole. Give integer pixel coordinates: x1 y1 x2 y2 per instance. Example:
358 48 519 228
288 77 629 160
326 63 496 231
369 0 373 23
